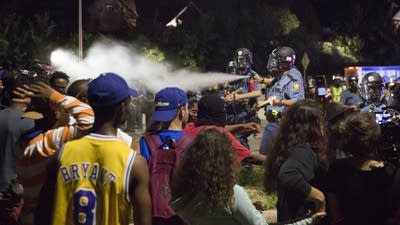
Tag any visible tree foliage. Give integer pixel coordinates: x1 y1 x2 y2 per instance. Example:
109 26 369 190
0 13 56 68
320 35 363 63
1 0 399 76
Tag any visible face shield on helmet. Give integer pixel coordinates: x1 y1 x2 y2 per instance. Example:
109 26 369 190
360 72 384 103
308 78 316 88
267 49 279 76
266 46 296 77
307 78 316 95
234 48 252 70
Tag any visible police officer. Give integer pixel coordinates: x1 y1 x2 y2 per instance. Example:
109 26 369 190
224 48 263 149
359 72 386 113
306 77 317 99
259 46 305 155
224 47 304 155
226 48 261 105
359 72 400 163
388 82 400 111
330 75 346 103
340 74 362 107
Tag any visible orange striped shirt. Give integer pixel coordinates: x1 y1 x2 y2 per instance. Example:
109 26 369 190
16 91 94 225
23 91 94 157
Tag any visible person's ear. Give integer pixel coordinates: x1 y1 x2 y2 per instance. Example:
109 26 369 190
115 101 129 126
178 107 184 120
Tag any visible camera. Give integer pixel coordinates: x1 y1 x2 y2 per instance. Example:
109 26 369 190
375 112 393 125
374 108 400 165
315 75 327 97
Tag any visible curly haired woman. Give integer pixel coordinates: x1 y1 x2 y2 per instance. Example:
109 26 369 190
171 128 321 225
264 99 328 222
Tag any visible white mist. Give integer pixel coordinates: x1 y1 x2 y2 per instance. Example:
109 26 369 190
50 40 246 93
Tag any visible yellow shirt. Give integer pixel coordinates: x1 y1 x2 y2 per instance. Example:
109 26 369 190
331 86 346 103
52 134 136 225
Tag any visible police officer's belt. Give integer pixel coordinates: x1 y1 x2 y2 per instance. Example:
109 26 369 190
266 110 282 123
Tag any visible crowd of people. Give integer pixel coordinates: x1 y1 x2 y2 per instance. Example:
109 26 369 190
0 45 400 225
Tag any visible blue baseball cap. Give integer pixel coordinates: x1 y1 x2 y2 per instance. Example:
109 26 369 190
151 87 188 122
88 72 139 107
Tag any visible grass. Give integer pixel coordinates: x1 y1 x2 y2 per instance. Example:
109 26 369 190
238 164 277 210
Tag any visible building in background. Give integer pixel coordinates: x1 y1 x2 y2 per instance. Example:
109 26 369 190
87 0 138 33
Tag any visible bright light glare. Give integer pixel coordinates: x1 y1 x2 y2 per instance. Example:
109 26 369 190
50 50 64 64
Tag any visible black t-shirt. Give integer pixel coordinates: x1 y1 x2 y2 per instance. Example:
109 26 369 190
277 145 319 222
325 159 394 225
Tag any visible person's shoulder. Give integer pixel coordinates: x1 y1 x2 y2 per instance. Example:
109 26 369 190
133 154 147 169
291 144 312 152
63 134 90 147
342 89 351 94
116 128 133 146
289 67 301 74
183 122 196 131
289 145 316 160
233 184 246 193
288 67 302 78
184 124 217 134
232 185 249 206
157 129 184 136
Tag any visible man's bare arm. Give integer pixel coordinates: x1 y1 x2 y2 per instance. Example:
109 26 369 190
130 155 152 225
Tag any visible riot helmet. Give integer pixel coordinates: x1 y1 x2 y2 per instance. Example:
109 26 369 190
267 46 296 76
360 72 384 103
234 48 253 70
348 74 358 89
332 75 344 87
308 78 316 88
226 60 235 74
388 83 400 110
307 78 317 97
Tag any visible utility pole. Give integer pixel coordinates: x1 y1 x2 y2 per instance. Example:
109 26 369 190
78 0 83 61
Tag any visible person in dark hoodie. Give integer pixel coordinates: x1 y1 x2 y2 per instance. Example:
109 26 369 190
184 94 266 163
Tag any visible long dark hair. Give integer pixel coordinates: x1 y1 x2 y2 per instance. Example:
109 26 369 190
264 99 328 193
172 128 238 208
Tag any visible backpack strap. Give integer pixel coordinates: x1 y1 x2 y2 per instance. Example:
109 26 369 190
143 135 163 153
170 130 201 157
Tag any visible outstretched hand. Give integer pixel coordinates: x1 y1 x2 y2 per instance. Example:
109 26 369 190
223 93 235 102
246 122 261 133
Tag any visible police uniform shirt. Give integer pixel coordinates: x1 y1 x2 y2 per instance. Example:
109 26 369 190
266 68 305 113
288 67 304 83
340 89 362 106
